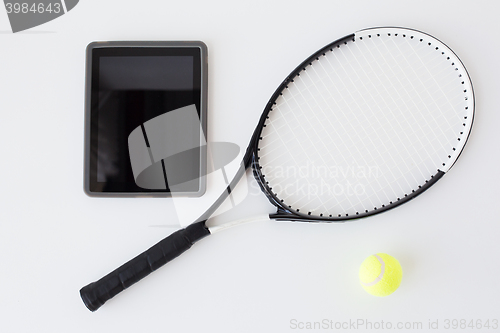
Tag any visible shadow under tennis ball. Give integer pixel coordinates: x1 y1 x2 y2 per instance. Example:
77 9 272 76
4 0 79 33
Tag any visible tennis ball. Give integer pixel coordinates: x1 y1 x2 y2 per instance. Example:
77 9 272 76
359 253 402 297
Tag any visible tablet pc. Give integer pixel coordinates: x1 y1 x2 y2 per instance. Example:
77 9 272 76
84 41 208 197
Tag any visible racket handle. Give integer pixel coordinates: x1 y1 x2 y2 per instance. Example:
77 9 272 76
80 221 210 312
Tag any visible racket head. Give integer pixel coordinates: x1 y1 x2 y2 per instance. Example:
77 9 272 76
251 27 474 221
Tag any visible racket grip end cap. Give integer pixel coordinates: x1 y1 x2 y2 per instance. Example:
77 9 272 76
80 284 102 312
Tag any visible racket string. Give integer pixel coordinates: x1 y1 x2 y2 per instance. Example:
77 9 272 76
331 43 427 193
300 54 398 212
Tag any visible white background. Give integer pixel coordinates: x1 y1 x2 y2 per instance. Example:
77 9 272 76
1 0 499 332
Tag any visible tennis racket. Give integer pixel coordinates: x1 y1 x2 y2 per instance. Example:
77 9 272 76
80 27 474 311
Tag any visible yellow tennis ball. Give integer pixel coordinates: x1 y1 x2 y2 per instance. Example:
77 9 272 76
359 253 402 297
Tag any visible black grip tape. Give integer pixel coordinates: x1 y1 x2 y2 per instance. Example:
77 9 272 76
80 221 210 311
